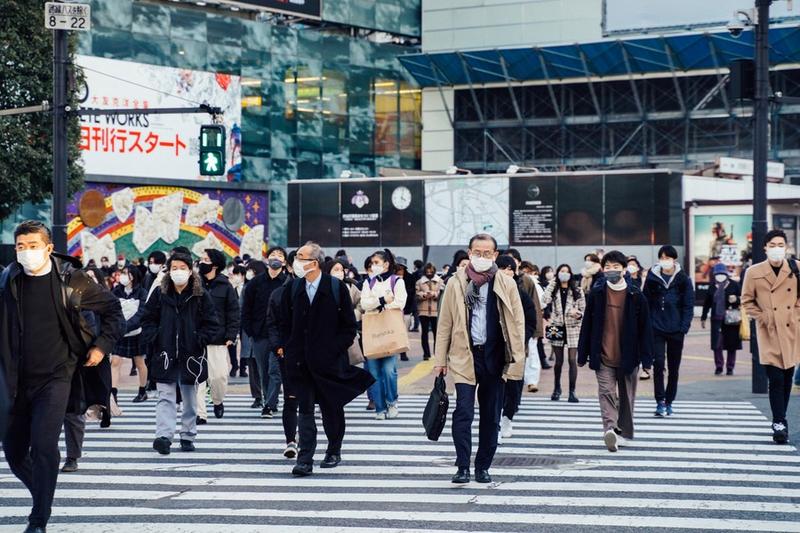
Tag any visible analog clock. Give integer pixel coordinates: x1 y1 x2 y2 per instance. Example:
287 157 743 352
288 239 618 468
391 186 412 210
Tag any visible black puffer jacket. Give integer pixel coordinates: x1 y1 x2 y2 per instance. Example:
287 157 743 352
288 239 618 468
242 272 286 340
202 273 240 345
140 273 221 385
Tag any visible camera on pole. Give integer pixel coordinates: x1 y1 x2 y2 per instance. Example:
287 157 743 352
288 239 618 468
199 124 226 176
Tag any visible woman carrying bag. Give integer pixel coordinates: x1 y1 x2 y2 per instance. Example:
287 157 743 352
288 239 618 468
543 264 586 402
701 263 742 376
360 249 408 420
415 263 442 361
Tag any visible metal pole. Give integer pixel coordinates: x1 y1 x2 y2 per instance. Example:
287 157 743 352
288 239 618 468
751 0 771 394
52 28 68 253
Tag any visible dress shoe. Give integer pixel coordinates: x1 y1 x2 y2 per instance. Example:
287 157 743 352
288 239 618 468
292 463 313 477
196 416 207 425
451 468 470 484
551 389 561 401
153 437 171 455
100 407 111 428
568 391 579 403
251 398 263 409
132 391 148 403
61 457 78 473
239 368 248 378
214 403 224 418
475 469 492 483
320 454 341 468
24 525 46 533
541 361 553 370
180 439 195 452
366 400 376 411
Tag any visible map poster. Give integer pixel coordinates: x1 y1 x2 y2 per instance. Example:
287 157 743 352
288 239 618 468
509 176 556 245
424 177 509 246
341 182 381 247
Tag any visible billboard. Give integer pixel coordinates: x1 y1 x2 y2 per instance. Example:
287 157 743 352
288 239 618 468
77 55 242 182
67 183 267 264
692 214 752 285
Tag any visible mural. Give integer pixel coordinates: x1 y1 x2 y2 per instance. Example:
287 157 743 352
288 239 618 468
67 183 267 265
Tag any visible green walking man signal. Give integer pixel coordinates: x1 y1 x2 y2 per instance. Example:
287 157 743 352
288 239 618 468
199 125 226 176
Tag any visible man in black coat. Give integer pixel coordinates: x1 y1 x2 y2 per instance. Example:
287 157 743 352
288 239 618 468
196 248 241 422
0 221 124 533
279 242 374 477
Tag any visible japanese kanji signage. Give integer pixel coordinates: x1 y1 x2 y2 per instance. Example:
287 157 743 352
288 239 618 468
76 55 242 182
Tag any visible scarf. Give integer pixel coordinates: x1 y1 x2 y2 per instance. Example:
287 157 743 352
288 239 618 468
465 262 497 309
606 278 628 292
713 280 728 320
581 263 601 293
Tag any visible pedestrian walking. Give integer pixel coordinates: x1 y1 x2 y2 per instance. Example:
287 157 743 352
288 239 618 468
241 248 287 418
741 229 800 444
196 249 240 423
279 242 374 476
110 265 149 407
394 257 415 361
140 252 221 455
443 250 469 285
543 264 585 403
360 249 407 419
643 245 694 417
435 234 525 483
626 256 645 290
228 265 246 377
415 263 442 361
578 250 653 452
701 263 742 376
143 251 167 292
580 253 604 294
505 250 547 370
0 221 124 533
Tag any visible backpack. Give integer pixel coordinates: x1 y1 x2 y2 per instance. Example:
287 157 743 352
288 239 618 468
788 259 800 297
290 275 342 310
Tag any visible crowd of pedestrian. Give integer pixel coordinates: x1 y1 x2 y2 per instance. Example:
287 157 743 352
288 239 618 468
1 219 799 532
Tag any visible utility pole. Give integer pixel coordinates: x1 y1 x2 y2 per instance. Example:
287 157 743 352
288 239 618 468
751 0 772 394
52 25 68 253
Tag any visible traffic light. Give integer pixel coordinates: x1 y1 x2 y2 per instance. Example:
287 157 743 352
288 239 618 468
199 125 226 176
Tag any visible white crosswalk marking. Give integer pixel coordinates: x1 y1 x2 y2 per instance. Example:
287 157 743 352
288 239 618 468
1 394 799 532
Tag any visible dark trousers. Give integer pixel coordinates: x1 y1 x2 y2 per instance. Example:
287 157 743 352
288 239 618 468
419 316 438 359
3 378 72 528
502 379 524 420
537 338 548 365
228 343 238 372
296 370 346 466
278 357 299 445
765 365 794 424
62 413 85 459
653 332 685 405
452 346 505 471
248 358 261 400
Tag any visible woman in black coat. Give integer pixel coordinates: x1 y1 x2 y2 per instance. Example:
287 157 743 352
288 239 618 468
140 252 221 455
110 265 149 409
701 265 742 376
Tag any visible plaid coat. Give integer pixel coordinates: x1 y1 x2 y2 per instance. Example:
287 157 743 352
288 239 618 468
543 280 586 348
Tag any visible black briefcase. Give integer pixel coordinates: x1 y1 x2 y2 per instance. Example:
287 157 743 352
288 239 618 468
422 374 449 441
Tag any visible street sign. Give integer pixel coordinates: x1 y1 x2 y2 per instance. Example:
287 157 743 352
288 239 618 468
44 2 91 31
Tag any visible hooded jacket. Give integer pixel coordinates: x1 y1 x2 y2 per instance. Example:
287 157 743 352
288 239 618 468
643 263 694 335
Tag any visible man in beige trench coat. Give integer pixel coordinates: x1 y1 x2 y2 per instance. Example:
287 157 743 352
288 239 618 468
742 229 800 444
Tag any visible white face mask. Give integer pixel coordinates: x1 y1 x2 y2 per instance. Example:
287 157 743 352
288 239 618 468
293 259 311 278
119 274 131 287
714 274 728 283
767 247 787 262
627 265 639 274
149 263 161 275
17 249 49 274
370 264 385 277
470 256 494 273
245 270 254 281
659 259 674 271
331 270 345 281
117 260 125 268
584 261 595 269
558 272 571 283
170 269 190 286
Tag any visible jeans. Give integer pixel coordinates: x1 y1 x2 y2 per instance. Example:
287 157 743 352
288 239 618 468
3 378 72 528
156 382 198 443
254 339 281 410
765 365 794 424
653 332 685 405
295 368 346 465
365 355 398 414
452 346 505 470
419 316 438 359
794 364 800 386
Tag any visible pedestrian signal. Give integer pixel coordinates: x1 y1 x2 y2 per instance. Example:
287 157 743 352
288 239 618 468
199 125 226 176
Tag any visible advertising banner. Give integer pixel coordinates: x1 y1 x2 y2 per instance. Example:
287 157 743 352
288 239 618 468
692 214 752 284
77 55 242 182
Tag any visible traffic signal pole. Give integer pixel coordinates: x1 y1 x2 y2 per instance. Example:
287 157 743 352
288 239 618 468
52 26 68 253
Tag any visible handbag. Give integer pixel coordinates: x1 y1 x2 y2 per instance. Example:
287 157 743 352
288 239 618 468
422 374 449 441
739 307 751 341
545 323 566 342
362 309 410 359
724 308 742 326
348 336 365 365
523 338 541 387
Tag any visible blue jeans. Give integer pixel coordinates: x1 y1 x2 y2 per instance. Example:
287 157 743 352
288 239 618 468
254 339 281 410
365 355 398 414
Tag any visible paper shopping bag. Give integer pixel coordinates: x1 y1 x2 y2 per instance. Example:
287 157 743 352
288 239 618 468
362 309 409 359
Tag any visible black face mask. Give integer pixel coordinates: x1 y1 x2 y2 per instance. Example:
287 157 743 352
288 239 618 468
605 270 623 284
198 262 214 276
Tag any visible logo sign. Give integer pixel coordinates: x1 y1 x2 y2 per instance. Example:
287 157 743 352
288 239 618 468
44 2 91 31
351 190 370 209
716 156 785 181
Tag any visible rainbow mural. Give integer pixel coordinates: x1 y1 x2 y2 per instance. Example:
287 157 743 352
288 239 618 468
67 183 268 262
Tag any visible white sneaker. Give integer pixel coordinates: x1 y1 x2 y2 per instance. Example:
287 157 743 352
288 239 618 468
387 405 399 419
604 430 619 452
375 412 387 420
616 434 628 447
500 416 513 438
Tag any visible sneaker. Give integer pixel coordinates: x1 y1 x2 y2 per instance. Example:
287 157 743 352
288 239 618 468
239 369 248 378
604 429 619 452
214 403 224 419
387 405 399 419
153 437 171 455
654 402 667 417
283 442 298 459
180 439 195 452
261 406 274 419
229 367 238 378
726 369 734 376
773 422 789 444
251 399 263 409
500 416 513 438
366 400 376 411
375 411 387 420
61 457 78 473
715 368 723 376
639 368 651 380
666 404 674 417
526 384 539 393
132 391 148 403
616 434 629 447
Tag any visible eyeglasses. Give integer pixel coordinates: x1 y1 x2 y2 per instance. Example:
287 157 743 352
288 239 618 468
469 251 495 259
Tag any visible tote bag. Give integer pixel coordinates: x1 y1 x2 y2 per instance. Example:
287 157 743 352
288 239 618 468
362 309 409 359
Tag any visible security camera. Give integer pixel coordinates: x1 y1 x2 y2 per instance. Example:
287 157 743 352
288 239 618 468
727 9 754 38
727 18 746 37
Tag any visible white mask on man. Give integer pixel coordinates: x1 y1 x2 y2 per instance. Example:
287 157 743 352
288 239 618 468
471 256 494 273
170 270 190 286
17 249 49 275
767 247 787 262
149 263 161 275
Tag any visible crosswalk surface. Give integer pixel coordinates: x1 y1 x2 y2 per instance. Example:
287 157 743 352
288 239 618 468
1 393 800 532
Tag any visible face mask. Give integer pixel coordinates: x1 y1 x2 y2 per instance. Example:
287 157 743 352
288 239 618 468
767 247 786 262
119 274 131 287
714 274 728 283
170 270 191 286
17 249 49 274
268 258 284 270
558 272 571 283
245 271 254 281
149 263 161 275
198 262 214 276
471 256 494 273
331 270 345 281
293 259 311 278
230 275 242 286
605 270 623 284
370 264 385 277
659 259 674 270
117 260 125 268
545 272 555 281
627 265 639 274
584 261 595 269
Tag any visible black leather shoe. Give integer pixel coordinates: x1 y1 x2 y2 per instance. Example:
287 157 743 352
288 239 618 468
61 457 78 473
251 398 263 409
292 463 313 477
320 454 341 469
153 437 171 455
180 439 195 452
24 525 46 533
451 468 470 484
214 403 224 419
551 389 561 401
196 416 207 425
541 361 553 370
100 407 111 428
475 469 492 484
568 391 579 403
